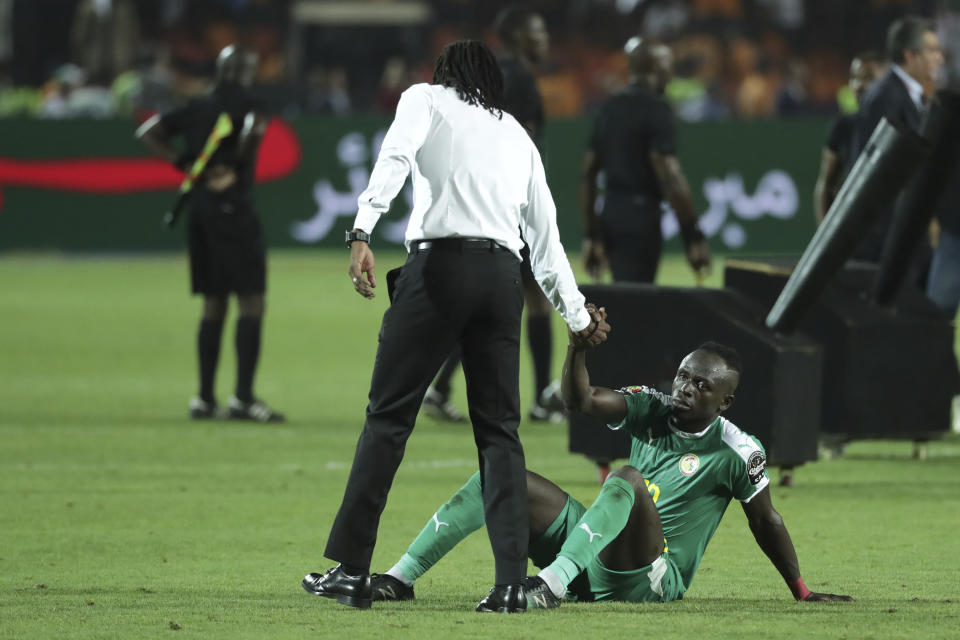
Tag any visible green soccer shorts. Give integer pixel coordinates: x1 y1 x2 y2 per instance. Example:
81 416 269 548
528 494 685 603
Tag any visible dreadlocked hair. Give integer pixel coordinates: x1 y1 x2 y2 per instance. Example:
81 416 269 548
432 40 505 118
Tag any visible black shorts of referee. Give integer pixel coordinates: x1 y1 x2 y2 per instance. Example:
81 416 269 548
187 185 266 296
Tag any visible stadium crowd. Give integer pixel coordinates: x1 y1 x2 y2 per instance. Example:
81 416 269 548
1 0 957 121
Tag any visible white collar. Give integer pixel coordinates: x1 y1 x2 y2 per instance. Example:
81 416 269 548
668 416 720 439
891 64 925 110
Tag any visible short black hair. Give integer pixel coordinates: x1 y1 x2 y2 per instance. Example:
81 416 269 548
432 40 505 117
696 341 743 376
494 5 536 46
886 16 934 64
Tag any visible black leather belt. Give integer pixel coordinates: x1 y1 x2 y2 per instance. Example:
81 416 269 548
413 238 507 253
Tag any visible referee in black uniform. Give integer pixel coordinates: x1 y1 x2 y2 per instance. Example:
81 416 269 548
580 37 710 283
302 40 609 613
424 6 566 424
136 45 283 423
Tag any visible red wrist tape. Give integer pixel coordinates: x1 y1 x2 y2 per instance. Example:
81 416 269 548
789 577 812 601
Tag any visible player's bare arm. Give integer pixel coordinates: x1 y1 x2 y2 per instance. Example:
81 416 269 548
578 149 606 280
348 229 376 299
813 148 840 225
561 311 627 423
135 115 180 167
741 486 853 602
649 150 710 276
238 112 269 163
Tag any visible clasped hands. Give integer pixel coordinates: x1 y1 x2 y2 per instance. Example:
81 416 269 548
570 303 610 349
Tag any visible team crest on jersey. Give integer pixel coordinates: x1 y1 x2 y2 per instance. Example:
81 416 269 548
678 453 700 476
747 450 766 485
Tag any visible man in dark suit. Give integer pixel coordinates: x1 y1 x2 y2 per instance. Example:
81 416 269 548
851 16 943 263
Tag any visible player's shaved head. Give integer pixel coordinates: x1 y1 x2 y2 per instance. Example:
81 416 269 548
695 341 742 374
670 343 740 431
690 342 741 393
216 45 259 87
625 36 673 94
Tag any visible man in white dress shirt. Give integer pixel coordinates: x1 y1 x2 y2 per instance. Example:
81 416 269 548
302 40 610 613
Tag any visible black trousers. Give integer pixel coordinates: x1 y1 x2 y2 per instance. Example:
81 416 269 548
325 239 529 584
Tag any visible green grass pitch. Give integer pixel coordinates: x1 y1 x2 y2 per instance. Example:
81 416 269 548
1 249 958 639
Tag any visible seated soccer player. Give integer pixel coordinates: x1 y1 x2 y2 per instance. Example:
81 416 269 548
369 324 853 607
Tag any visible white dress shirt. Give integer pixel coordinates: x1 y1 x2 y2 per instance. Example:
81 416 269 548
354 83 591 331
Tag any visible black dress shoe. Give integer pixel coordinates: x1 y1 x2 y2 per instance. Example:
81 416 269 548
475 583 526 613
302 565 372 609
523 576 562 609
371 574 415 601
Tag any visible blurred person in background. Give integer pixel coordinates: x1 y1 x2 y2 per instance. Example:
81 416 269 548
577 36 710 484
850 15 943 266
374 57 410 114
813 51 886 225
579 36 710 285
40 62 117 118
775 57 811 115
304 65 351 115
135 44 284 423
423 4 568 425
70 0 140 85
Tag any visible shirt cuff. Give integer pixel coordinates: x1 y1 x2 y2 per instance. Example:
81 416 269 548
569 307 592 333
353 207 378 234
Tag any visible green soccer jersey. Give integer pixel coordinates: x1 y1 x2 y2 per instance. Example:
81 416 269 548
611 385 770 590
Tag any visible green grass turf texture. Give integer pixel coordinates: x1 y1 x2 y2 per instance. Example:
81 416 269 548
2 249 958 639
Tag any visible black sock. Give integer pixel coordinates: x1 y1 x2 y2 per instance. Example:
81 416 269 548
340 563 367 576
433 349 462 398
235 315 262 404
527 314 552 401
198 318 224 403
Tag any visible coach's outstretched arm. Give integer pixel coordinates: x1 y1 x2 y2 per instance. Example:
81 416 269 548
561 307 626 424
741 486 853 602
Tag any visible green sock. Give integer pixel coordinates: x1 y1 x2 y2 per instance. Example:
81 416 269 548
394 471 485 581
545 476 635 586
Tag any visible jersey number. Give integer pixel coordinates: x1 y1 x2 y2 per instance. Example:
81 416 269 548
644 479 669 553
644 479 660 503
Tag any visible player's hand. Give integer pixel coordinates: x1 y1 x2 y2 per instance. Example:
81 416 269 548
348 241 376 299
802 592 854 602
205 165 237 192
582 238 607 281
570 304 610 348
686 239 711 282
